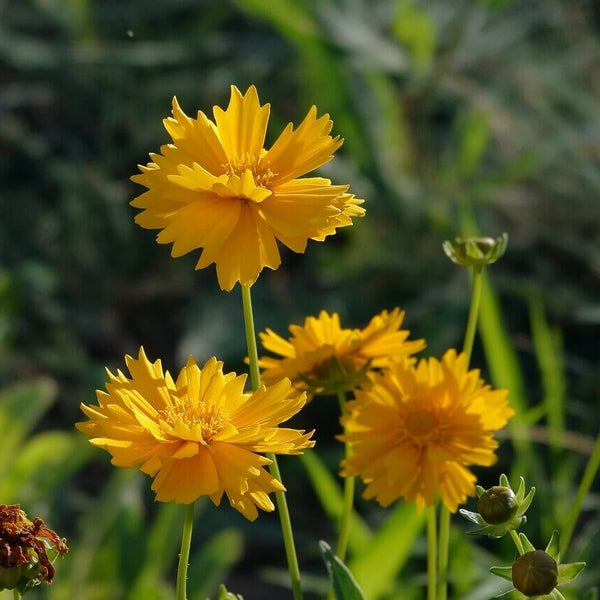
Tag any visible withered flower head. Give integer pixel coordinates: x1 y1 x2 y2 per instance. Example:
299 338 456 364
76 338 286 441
0 505 68 593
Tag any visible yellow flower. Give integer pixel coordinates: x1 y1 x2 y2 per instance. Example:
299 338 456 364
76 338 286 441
131 85 365 291
258 308 425 397
76 348 314 521
340 350 514 513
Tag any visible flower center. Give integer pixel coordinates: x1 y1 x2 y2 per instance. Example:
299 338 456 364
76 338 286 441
160 400 230 441
225 154 276 188
406 410 438 439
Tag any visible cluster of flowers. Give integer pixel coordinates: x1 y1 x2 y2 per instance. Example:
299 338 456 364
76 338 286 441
76 86 514 522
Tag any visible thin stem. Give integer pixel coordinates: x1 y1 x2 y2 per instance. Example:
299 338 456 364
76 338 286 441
435 264 486 600
241 284 261 391
561 431 600 555
462 265 484 362
510 529 525 556
335 390 354 562
176 503 195 600
12 589 21 600
426 506 437 600
436 506 450 600
240 284 304 600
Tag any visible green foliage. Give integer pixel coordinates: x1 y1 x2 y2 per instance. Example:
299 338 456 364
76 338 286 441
2 0 599 598
319 541 366 600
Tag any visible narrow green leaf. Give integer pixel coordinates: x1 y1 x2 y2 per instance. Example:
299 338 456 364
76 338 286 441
545 530 560 561
300 451 372 552
320 541 366 600
349 503 425 598
529 292 566 449
489 566 513 582
188 529 244 600
557 561 585 583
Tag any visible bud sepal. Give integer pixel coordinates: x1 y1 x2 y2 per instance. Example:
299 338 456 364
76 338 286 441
443 233 508 267
490 530 585 598
459 474 534 538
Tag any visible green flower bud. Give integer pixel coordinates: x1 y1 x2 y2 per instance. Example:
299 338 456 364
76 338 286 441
512 550 558 596
0 565 22 590
443 233 508 267
477 486 518 524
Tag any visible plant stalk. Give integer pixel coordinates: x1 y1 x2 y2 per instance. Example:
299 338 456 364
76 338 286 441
437 264 485 600
510 529 525 555
176 502 195 600
335 389 354 563
241 284 304 600
427 506 438 600
561 431 600 555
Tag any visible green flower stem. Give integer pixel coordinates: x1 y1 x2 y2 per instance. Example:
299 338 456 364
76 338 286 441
437 264 486 600
427 506 438 600
510 529 525 555
436 506 450 600
462 265 484 364
241 284 304 600
335 389 354 562
176 502 195 600
12 590 21 600
562 431 600 555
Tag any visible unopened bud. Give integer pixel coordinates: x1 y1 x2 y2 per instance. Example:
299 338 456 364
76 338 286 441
478 486 518 524
512 550 558 596
443 233 508 267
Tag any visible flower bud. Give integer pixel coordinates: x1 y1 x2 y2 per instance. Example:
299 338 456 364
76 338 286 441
477 486 518 524
443 233 508 267
512 550 558 596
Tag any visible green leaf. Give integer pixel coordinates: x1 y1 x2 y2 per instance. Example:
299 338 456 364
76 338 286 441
0 431 92 503
529 292 566 449
349 503 425 598
320 541 366 600
490 565 513 582
519 533 536 553
0 379 57 478
557 561 586 584
300 451 372 552
545 530 560 561
188 529 244 600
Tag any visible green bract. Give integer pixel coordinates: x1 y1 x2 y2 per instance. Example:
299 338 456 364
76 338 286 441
443 233 508 267
460 474 534 538
490 530 586 599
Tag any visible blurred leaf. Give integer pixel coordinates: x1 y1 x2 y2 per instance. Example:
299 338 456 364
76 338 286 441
393 0 436 69
188 529 244 600
455 112 492 178
529 291 566 449
300 451 372 553
0 431 92 503
349 503 425 599
0 379 57 479
320 541 366 600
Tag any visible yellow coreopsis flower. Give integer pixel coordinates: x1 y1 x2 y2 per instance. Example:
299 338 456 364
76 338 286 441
77 348 314 521
131 85 365 291
340 350 514 513
257 308 425 397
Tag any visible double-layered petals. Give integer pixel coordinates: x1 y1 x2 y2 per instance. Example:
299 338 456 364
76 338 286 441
77 348 314 520
340 350 514 513
131 86 364 290
258 308 425 397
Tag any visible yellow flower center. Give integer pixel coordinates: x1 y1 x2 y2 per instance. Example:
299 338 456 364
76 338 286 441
160 400 230 441
405 410 439 440
225 154 276 188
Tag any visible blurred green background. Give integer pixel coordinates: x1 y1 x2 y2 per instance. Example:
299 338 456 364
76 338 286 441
1 0 599 598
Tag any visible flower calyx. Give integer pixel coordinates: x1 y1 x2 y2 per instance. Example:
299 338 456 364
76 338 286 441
297 356 373 397
443 232 508 267
490 530 586 599
459 474 534 538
